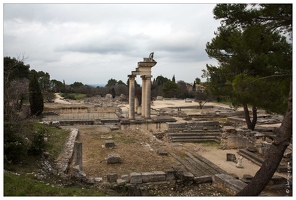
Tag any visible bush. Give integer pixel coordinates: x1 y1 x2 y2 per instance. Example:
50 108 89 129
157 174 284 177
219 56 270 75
4 123 29 164
28 127 47 155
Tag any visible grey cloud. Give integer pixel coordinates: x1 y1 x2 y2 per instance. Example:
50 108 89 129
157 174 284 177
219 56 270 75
4 3 219 85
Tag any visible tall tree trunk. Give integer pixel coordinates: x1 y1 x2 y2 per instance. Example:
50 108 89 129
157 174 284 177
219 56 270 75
236 81 292 196
243 103 257 130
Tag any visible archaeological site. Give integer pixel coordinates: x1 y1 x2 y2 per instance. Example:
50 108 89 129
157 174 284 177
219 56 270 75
41 54 292 196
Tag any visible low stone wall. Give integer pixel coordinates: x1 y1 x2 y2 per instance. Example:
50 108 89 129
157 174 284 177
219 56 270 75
54 128 79 175
166 121 220 133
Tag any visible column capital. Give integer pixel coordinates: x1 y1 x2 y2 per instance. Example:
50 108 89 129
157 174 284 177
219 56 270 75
128 74 136 79
145 75 152 79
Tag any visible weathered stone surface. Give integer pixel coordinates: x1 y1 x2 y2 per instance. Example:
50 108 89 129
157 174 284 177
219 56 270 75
142 172 154 183
55 128 79 174
94 177 103 182
130 172 142 184
165 169 176 181
213 174 247 195
152 171 166 182
107 173 118 183
157 149 168 156
194 175 212 184
117 178 127 185
107 154 122 164
183 171 194 181
105 140 115 148
226 153 237 162
121 174 129 181
241 174 253 183
72 165 86 180
175 170 184 180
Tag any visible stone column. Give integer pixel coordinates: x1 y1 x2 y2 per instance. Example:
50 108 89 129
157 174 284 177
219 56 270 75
141 75 146 118
128 75 135 120
134 97 139 114
145 75 152 119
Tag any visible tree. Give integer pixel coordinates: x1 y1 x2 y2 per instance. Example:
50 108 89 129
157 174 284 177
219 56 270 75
177 80 194 99
172 75 176 83
162 81 179 98
208 3 292 196
50 79 64 93
205 14 291 130
195 90 212 109
4 56 30 121
29 70 44 116
37 71 51 91
195 77 201 84
106 78 117 87
70 82 84 88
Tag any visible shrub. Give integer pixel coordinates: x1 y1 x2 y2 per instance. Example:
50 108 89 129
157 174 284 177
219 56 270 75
4 122 29 164
28 127 47 155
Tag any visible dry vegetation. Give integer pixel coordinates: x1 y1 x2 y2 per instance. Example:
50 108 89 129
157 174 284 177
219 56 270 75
75 125 185 179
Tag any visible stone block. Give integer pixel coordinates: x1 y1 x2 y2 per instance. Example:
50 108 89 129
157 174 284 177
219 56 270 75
107 154 122 164
121 174 129 181
213 174 247 195
157 149 168 156
226 153 237 162
105 140 115 148
183 171 194 181
142 172 154 183
175 170 184 180
130 172 142 184
152 171 166 182
94 177 103 182
107 173 118 183
117 178 127 185
165 169 176 181
194 175 212 184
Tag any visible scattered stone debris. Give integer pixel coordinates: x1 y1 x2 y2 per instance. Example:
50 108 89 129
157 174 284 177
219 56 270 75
106 154 122 164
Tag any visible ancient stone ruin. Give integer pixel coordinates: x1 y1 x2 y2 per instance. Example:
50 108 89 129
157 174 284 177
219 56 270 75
42 54 291 196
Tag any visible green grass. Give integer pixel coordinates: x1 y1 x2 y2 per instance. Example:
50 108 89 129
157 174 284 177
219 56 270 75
4 121 107 196
4 172 106 196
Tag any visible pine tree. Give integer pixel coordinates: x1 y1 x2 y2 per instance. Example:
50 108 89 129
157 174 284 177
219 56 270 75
172 75 175 83
29 71 44 116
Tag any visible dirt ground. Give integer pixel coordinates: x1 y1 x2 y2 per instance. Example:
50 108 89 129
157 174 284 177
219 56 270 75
74 124 286 180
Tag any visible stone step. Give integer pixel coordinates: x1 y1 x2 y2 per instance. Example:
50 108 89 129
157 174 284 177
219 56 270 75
170 151 226 177
170 135 220 140
168 132 221 136
187 152 227 175
185 152 222 175
183 129 221 132
170 138 221 143
238 148 287 172
238 148 264 165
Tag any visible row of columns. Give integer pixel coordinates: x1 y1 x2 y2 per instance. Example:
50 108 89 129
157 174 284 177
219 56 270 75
128 75 152 119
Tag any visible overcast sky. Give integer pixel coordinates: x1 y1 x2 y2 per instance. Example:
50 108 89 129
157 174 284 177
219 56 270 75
3 3 221 85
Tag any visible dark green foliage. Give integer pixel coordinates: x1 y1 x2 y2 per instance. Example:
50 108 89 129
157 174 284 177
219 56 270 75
4 56 30 82
106 78 117 87
70 81 84 88
172 75 176 83
29 71 44 116
111 87 116 98
162 81 179 98
61 93 76 100
28 128 47 155
4 122 29 164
